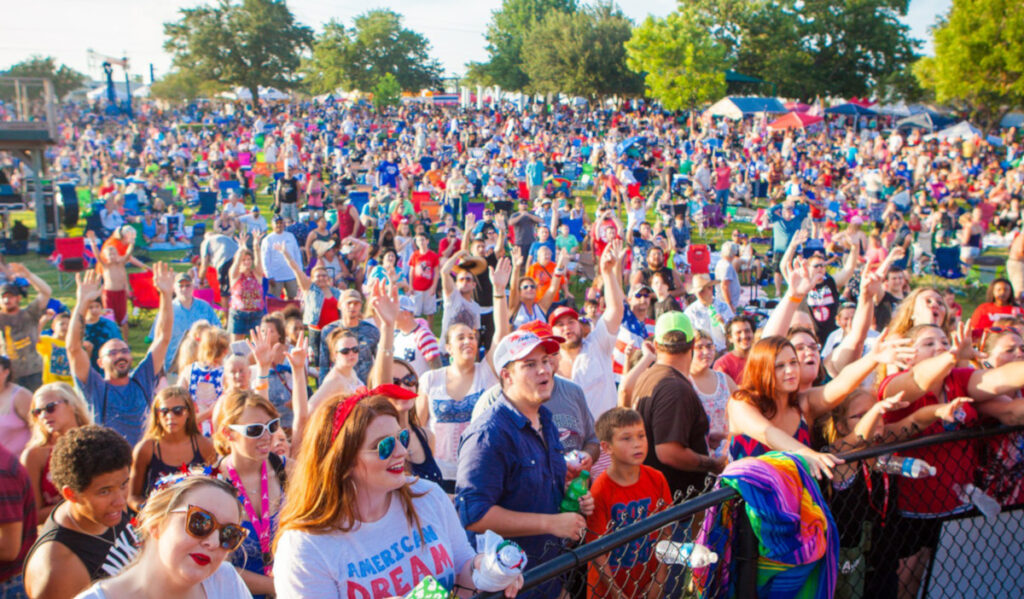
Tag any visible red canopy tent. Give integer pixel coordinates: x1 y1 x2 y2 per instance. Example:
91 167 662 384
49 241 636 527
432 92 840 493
768 111 824 130
785 101 812 113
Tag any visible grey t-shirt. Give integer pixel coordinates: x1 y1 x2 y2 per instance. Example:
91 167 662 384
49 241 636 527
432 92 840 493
0 298 45 378
470 376 598 453
200 234 240 269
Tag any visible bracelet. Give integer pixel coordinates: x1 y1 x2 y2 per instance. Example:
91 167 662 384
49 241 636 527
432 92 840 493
789 294 805 304
259 373 273 379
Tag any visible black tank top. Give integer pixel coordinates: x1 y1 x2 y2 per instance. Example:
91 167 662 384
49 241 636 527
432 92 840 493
143 436 206 497
25 505 138 582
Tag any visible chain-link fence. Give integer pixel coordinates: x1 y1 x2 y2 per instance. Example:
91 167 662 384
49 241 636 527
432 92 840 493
471 424 1024 599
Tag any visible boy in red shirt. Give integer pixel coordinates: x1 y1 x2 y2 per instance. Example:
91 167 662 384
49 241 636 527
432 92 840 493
585 408 671 599
408 232 440 316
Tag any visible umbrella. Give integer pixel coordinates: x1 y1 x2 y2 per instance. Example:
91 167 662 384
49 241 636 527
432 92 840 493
784 101 811 113
825 103 877 117
615 136 643 156
768 112 824 130
928 121 982 142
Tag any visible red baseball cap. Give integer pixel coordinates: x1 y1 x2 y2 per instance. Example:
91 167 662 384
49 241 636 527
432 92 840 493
548 306 580 328
517 320 566 344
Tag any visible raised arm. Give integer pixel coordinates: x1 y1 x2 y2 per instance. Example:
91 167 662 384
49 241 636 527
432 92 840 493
826 269 883 375
803 335 915 419
484 257 513 375
8 263 51 307
618 342 656 409
440 250 465 298
600 239 625 336
148 262 177 376
540 250 569 312
507 246 524 312
727 398 841 479
366 281 397 388
67 271 103 383
832 243 860 289
275 242 311 292
761 257 822 337
285 332 310 455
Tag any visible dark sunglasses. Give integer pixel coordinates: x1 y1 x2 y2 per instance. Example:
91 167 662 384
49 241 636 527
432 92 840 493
158 406 188 417
393 373 418 388
227 418 281 438
634 291 651 298
335 346 358 355
369 429 411 460
31 400 66 418
172 505 246 551
520 283 537 290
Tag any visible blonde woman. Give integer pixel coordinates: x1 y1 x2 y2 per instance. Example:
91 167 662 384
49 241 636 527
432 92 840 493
74 475 251 598
20 383 92 522
129 387 217 512
178 328 231 434
174 321 213 377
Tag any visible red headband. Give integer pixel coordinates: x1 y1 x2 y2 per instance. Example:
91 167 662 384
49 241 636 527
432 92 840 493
330 384 417 443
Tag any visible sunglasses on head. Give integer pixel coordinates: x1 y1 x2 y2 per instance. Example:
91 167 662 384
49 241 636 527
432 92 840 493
369 429 411 460
227 418 281 438
171 505 246 551
31 399 66 418
335 346 358 355
393 373 418 388
158 405 188 417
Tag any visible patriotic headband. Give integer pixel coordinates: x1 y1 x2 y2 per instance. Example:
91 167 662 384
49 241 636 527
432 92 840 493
330 384 417 443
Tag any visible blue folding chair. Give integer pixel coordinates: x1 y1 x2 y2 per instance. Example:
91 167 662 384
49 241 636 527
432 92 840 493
348 191 369 215
219 180 241 199
123 193 141 217
933 246 964 279
195 192 217 219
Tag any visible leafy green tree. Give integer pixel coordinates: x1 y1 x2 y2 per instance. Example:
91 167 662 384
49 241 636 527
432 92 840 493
2 55 86 100
521 2 642 97
372 73 402 110
303 10 442 94
479 0 578 91
164 0 312 104
625 11 728 111
915 0 1024 132
149 70 226 101
677 0 920 100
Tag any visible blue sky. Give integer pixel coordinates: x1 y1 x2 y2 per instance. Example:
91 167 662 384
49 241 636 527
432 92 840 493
0 0 950 82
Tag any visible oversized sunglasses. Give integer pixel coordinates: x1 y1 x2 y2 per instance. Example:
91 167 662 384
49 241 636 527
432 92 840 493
171 505 246 551
335 346 358 355
31 400 66 418
158 406 188 417
367 429 411 460
393 373 418 388
227 418 281 438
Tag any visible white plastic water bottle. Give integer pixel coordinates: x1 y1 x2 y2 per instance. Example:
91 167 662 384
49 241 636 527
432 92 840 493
875 455 936 478
954 483 1002 524
472 532 527 592
564 450 588 471
654 540 718 568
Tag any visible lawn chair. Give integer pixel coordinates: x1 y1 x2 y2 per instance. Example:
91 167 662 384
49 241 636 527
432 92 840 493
128 271 160 324
51 237 88 289
933 246 964 280
688 244 711 275
194 192 217 219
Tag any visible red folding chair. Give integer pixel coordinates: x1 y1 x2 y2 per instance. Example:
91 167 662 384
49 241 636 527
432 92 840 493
266 296 300 314
127 271 160 324
688 244 711 275
52 237 87 289
411 191 430 212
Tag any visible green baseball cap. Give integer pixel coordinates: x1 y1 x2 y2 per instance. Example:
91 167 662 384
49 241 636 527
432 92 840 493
654 311 695 345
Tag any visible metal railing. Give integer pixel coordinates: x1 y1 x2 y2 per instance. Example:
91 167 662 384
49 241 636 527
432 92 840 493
473 424 1024 599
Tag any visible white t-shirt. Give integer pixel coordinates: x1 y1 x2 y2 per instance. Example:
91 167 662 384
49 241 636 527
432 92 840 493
274 479 475 599
74 562 251 599
440 292 482 343
420 364 497 479
568 317 618 419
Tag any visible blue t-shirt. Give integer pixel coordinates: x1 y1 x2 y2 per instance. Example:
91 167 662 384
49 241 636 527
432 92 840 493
78 353 156 445
528 239 557 262
376 161 399 188
771 203 808 252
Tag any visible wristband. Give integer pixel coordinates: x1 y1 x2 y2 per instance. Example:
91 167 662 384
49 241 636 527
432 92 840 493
259 373 272 379
789 294 805 304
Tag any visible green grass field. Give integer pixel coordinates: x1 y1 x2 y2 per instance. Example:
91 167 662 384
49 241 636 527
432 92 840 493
11 176 992 364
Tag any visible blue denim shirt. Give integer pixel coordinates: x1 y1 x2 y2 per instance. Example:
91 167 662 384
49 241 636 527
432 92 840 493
456 394 567 598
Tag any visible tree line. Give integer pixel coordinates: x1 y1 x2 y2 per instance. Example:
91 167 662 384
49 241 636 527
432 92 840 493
2 0 1020 125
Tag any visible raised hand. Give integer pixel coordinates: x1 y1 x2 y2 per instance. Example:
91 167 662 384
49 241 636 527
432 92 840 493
152 262 176 295
510 245 525 269
370 281 399 325
247 326 280 371
286 331 308 371
7 263 28 278
599 239 621 276
787 258 821 297
555 248 570 271
870 332 916 371
936 396 973 423
490 256 513 291
273 242 287 254
75 270 103 304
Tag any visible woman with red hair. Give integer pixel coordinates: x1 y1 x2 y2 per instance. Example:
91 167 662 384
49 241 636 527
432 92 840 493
727 334 912 479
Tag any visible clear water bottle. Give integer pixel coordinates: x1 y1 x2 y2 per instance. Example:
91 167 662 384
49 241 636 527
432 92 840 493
955 483 1001 524
654 540 719 568
564 450 587 471
875 455 936 478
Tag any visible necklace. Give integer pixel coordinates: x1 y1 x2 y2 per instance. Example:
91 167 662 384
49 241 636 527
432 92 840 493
65 506 116 546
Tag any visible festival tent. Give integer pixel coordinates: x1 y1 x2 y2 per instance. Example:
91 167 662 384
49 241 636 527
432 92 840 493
784 101 812 113
767 111 824 130
704 96 786 120
131 85 151 98
824 102 878 116
220 87 291 101
1001 113 1024 128
896 110 955 132
928 121 982 141
85 83 130 102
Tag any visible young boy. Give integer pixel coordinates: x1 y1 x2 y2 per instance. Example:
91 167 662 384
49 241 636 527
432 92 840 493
23 425 137 598
585 407 672 599
36 310 73 384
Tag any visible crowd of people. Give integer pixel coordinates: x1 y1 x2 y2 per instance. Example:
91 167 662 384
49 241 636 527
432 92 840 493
0 96 1022 599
